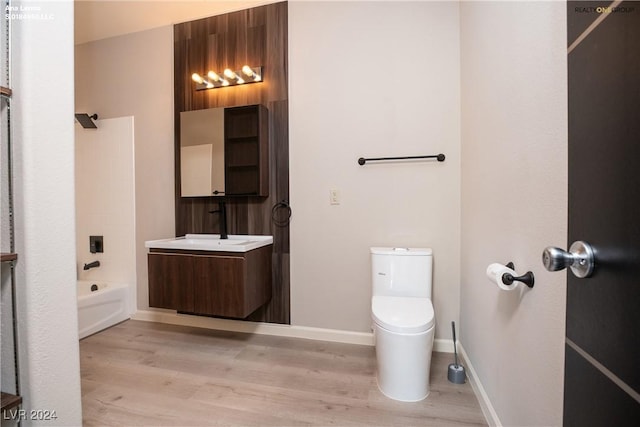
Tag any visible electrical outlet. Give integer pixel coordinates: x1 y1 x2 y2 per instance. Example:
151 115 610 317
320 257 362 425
330 189 340 205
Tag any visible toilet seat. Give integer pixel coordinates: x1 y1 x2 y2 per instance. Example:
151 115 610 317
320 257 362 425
372 296 434 334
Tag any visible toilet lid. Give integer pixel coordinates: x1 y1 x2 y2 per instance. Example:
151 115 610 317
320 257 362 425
372 296 434 333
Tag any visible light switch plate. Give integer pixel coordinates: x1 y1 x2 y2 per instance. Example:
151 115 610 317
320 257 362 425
330 189 340 205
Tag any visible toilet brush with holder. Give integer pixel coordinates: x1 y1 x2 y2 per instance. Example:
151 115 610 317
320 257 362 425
448 321 467 384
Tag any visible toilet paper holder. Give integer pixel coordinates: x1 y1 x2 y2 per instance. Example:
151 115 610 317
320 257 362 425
503 262 535 288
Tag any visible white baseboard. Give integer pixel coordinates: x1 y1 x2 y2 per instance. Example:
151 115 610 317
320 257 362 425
458 343 502 427
434 338 454 353
133 309 374 346
134 309 456 352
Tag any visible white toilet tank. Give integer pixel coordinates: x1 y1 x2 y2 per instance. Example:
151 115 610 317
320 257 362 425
371 247 433 298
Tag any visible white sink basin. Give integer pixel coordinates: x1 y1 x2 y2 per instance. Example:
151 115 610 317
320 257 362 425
145 234 273 253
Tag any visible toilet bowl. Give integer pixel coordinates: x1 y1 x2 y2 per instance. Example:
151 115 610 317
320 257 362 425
371 247 435 402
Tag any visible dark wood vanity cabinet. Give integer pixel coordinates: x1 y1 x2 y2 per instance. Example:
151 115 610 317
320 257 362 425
148 245 272 318
148 252 193 310
224 104 269 197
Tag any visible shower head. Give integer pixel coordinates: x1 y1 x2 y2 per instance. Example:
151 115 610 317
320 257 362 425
75 113 98 129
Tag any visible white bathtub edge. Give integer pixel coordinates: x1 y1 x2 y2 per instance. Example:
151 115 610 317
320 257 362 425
77 281 130 339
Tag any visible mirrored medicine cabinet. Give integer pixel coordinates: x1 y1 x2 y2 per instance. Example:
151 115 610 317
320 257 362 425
179 104 268 198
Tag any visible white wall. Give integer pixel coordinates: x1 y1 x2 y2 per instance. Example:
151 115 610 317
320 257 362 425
75 117 136 313
289 1 461 336
75 27 175 312
11 0 83 423
459 2 567 426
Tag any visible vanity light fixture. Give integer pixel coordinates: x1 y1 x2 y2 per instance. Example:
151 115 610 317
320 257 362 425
192 65 262 91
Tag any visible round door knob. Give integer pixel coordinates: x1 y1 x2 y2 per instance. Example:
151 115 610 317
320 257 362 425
542 241 595 278
542 247 575 271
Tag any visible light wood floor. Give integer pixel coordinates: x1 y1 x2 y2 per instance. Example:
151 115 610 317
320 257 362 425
80 320 487 426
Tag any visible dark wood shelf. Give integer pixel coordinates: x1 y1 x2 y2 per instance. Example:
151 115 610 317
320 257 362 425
0 86 12 98
1 392 22 411
224 105 268 197
226 136 258 143
0 253 18 262
228 164 258 169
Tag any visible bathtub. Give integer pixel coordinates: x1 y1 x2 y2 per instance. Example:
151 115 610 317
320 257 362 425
77 280 130 339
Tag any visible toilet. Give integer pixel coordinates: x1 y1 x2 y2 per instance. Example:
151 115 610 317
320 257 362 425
371 247 435 402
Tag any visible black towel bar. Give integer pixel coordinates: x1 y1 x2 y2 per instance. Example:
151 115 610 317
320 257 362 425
357 154 445 165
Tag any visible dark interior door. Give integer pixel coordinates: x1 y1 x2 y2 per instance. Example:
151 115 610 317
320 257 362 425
565 2 640 424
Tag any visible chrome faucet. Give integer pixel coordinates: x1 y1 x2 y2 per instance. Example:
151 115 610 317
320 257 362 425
83 260 100 270
208 200 228 239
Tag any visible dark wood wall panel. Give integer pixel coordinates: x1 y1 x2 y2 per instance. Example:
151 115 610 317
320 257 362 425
174 2 289 324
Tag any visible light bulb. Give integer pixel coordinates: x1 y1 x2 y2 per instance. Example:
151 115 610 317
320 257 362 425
191 73 203 84
224 68 237 80
207 71 220 82
242 65 254 77
242 65 262 81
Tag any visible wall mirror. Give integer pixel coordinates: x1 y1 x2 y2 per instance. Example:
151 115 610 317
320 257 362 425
179 104 269 198
180 108 225 197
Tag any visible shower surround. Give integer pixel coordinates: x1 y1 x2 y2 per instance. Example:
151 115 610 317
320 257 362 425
75 116 136 317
